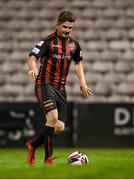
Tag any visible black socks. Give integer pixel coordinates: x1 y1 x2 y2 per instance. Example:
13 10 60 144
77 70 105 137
44 126 55 161
32 131 44 148
30 126 55 161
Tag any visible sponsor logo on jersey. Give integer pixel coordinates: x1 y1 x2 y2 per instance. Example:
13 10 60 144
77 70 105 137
32 47 40 54
52 54 71 61
52 45 62 48
37 41 44 47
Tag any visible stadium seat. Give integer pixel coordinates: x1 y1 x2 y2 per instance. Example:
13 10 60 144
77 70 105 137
115 83 134 95
92 62 114 73
123 50 134 62
103 73 125 84
127 73 134 83
101 50 121 62
115 62 132 73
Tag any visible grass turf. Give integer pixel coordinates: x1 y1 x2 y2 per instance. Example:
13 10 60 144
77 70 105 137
0 147 134 179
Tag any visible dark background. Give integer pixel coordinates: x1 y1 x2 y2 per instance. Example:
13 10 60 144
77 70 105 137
0 102 134 147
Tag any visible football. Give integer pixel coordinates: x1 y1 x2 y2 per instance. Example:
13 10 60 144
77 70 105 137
67 151 89 165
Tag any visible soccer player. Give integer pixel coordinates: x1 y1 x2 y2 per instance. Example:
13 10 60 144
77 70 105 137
26 10 92 165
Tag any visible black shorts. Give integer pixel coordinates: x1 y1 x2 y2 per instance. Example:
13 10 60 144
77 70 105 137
35 84 67 122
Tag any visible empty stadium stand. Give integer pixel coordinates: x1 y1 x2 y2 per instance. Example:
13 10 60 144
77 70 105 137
0 0 134 102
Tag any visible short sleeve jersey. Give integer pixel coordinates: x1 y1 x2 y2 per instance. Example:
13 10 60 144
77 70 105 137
29 31 83 89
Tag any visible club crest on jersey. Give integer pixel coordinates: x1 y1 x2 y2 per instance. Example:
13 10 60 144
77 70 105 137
69 43 74 51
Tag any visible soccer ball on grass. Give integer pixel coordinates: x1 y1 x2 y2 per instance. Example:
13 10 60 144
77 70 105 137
67 151 89 165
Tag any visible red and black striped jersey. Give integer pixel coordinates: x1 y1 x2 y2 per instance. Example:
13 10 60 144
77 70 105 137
29 31 83 89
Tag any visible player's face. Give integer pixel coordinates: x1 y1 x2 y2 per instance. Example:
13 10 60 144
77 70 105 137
57 21 74 38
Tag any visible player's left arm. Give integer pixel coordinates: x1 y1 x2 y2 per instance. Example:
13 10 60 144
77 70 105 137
74 61 93 99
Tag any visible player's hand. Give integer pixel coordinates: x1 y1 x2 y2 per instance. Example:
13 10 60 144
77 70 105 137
28 69 38 79
80 84 93 99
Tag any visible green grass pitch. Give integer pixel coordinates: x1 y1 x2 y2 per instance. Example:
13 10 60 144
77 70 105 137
0 147 134 179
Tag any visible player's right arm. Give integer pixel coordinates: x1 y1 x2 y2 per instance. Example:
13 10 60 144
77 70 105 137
27 55 38 79
27 40 48 79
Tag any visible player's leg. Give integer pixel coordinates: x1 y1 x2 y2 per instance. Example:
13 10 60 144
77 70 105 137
36 84 58 164
54 87 67 135
44 109 58 164
26 84 67 164
43 86 67 164
30 115 65 148
31 85 67 146
26 84 56 164
29 120 65 149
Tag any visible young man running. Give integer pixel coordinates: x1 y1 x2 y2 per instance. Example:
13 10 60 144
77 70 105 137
26 10 92 165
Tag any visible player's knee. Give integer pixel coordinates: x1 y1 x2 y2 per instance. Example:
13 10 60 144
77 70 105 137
46 110 58 127
55 121 65 133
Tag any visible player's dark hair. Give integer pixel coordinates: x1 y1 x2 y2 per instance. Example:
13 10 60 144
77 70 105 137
57 10 75 24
